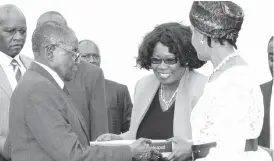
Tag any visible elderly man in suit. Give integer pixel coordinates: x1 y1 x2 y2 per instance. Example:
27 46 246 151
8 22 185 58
9 21 161 161
35 11 109 141
78 39 133 134
259 36 274 148
0 4 32 161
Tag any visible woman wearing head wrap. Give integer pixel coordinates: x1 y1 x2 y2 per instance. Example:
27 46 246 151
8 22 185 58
186 1 272 161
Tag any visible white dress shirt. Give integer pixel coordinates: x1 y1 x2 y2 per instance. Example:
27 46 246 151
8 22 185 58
0 52 27 154
270 82 274 149
33 61 64 89
0 52 26 90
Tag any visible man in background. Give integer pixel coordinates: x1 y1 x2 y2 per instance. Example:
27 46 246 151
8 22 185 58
0 4 32 160
259 36 274 149
36 11 67 27
79 39 133 134
36 11 109 141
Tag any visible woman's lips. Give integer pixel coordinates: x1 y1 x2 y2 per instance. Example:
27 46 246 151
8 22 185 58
158 73 171 79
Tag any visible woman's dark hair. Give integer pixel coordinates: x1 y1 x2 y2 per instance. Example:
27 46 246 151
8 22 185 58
206 35 238 49
136 22 205 70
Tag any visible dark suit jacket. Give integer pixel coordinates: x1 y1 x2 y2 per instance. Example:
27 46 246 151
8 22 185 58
259 80 273 148
9 62 131 161
105 79 133 134
65 59 109 141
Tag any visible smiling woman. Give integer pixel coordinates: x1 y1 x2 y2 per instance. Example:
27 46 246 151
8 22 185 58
116 22 208 161
136 22 205 109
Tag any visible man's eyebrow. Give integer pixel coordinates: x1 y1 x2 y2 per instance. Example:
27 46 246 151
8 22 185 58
3 26 26 29
3 27 15 29
82 52 99 55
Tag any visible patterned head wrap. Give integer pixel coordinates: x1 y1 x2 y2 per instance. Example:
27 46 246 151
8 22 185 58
189 1 244 42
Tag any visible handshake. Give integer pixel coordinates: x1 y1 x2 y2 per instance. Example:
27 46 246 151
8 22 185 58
96 134 193 161
96 133 162 161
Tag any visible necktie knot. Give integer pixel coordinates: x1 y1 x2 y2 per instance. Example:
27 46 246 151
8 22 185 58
11 59 19 69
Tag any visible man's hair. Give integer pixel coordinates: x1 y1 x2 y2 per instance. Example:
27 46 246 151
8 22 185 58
32 21 74 55
36 11 67 28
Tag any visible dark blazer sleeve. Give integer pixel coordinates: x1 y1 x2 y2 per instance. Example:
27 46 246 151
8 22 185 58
258 81 272 148
25 84 131 161
88 67 109 140
121 85 133 133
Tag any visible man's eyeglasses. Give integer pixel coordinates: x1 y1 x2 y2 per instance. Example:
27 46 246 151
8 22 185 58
150 57 178 65
49 44 81 62
81 53 100 60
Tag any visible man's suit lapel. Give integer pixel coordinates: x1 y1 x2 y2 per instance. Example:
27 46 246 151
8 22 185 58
68 101 90 141
0 55 32 100
19 55 32 69
0 66 13 98
29 62 90 141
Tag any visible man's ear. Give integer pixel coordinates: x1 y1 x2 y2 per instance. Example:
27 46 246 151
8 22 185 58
45 46 55 62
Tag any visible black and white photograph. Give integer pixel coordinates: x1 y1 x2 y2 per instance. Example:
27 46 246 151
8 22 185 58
0 0 273 161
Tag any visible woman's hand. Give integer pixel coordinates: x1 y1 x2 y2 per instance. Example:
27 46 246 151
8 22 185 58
130 138 162 161
95 133 123 142
165 137 192 161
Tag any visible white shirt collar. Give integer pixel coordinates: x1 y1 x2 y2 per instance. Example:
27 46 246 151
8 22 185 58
33 61 64 89
0 51 24 68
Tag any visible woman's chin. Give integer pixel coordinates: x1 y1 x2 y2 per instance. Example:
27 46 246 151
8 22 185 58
158 78 173 86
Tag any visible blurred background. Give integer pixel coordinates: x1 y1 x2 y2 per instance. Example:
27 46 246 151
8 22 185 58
1 0 274 98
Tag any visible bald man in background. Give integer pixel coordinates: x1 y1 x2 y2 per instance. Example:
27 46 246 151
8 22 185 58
79 40 133 134
0 4 32 161
34 12 110 141
36 11 67 27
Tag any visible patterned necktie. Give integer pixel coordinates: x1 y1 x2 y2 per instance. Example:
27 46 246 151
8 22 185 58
11 59 22 82
63 86 70 97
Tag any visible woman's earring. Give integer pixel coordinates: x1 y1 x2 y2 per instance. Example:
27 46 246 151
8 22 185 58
200 39 204 44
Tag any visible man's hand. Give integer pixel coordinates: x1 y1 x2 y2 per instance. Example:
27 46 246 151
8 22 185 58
166 137 192 161
96 133 123 142
130 138 162 161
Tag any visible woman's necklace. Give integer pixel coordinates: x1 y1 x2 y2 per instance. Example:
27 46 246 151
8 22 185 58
208 53 238 80
160 84 178 110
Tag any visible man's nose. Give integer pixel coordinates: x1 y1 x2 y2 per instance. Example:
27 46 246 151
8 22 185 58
89 56 95 62
13 31 24 41
75 56 81 66
89 57 98 64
